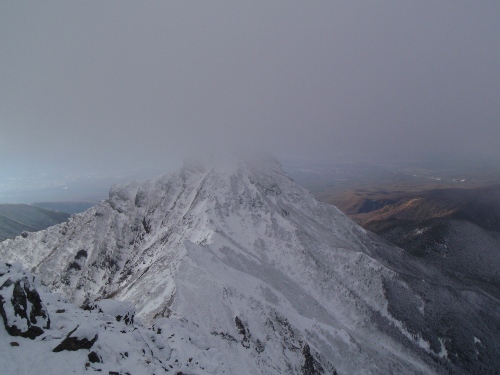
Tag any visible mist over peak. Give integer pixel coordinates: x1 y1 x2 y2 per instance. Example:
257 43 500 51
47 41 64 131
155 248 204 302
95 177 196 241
1 1 499 176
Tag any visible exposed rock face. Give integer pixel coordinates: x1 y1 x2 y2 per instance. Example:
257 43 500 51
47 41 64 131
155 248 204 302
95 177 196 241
301 344 327 375
0 262 50 339
234 316 250 348
88 351 102 363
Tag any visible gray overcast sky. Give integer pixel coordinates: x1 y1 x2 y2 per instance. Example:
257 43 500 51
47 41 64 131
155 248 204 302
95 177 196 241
1 1 499 173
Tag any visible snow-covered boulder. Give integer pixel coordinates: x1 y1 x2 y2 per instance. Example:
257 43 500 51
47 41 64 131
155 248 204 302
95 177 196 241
0 262 50 339
86 299 135 325
52 324 98 352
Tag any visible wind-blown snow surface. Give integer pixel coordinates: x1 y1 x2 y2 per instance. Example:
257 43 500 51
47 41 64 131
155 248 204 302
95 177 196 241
1 156 498 374
0 262 175 375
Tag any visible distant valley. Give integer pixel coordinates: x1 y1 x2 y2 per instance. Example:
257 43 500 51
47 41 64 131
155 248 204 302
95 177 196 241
0 204 70 241
284 160 500 303
323 185 500 295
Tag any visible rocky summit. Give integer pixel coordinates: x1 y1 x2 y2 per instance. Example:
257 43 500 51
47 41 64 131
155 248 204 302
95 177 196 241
0 156 498 374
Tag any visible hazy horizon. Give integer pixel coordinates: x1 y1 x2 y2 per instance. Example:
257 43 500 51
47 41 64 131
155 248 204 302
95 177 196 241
2 2 500 176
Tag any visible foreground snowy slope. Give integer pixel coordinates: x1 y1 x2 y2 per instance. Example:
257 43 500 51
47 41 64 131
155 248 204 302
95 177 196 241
1 156 498 374
0 262 171 374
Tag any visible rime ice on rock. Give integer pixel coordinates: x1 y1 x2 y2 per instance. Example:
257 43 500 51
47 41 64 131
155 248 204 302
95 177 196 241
0 262 50 339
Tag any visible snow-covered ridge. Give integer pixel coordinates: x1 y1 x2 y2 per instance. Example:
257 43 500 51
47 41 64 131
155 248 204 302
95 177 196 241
0 156 371 319
1 156 498 374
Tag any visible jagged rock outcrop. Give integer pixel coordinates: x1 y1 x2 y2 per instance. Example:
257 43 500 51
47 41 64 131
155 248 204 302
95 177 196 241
0 262 50 339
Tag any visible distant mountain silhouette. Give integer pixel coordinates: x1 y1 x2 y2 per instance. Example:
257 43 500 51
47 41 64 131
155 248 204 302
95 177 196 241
0 204 69 241
33 201 97 214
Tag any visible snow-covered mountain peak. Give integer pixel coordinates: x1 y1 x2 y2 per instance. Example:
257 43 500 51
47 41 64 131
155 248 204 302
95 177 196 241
1 156 498 374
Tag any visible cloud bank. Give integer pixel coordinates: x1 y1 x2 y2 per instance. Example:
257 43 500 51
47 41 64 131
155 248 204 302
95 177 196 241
1 1 499 173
